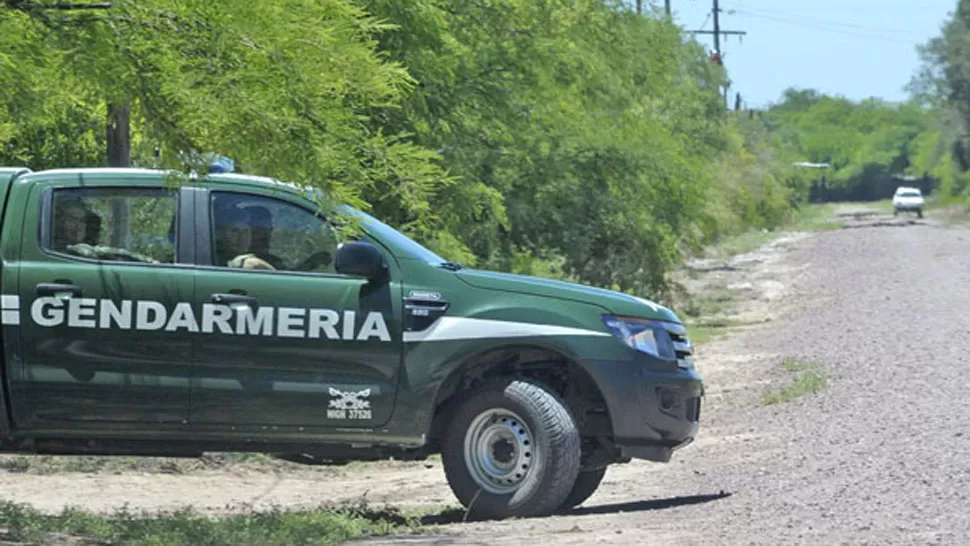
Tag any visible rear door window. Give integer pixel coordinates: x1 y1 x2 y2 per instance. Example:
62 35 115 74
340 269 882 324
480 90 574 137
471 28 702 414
48 187 178 264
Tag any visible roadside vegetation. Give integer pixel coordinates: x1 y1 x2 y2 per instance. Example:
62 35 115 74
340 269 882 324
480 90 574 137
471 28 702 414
907 0 970 214
0 452 298 475
762 357 828 405
673 199 856 346
0 500 448 545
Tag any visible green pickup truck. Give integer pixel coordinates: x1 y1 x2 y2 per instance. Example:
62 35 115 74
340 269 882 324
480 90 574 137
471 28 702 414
0 165 703 519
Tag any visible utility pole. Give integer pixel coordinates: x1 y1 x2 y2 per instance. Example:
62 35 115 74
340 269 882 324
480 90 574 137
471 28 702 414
688 0 746 108
713 0 720 53
636 0 642 15
665 0 671 18
688 0 746 58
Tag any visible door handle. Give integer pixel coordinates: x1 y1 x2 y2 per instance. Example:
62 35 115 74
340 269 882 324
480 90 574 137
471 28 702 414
210 292 257 305
36 282 82 297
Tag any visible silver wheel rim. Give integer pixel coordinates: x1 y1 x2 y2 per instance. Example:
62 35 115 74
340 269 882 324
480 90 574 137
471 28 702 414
463 408 535 495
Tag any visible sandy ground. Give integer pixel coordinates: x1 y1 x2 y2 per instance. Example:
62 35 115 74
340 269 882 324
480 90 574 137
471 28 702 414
0 204 967 545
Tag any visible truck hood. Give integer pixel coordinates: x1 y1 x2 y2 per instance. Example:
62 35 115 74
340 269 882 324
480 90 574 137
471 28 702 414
454 269 681 323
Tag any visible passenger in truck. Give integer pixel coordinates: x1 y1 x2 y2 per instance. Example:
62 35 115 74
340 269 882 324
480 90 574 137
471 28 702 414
214 204 276 270
52 199 101 251
241 205 285 269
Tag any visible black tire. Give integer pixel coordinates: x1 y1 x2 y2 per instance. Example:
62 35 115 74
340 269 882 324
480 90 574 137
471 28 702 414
917 209 923 218
558 467 608 511
441 377 581 520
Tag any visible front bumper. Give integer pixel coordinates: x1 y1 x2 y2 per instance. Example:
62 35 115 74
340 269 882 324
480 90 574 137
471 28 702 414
578 355 703 463
894 202 923 210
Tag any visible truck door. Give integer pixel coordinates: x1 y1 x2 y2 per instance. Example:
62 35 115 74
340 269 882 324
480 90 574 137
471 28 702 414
188 189 403 429
11 180 196 429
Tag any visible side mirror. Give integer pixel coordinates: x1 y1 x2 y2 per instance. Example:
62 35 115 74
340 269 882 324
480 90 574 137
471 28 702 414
335 241 388 281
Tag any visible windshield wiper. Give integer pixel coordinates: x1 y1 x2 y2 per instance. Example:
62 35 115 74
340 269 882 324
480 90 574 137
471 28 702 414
437 261 464 271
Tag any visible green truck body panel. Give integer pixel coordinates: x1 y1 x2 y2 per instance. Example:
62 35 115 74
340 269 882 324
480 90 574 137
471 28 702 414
454 269 681 323
0 166 702 464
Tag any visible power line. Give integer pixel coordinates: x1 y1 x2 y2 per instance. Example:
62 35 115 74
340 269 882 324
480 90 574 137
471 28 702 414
697 12 711 32
731 2 915 33
729 6 921 46
735 6 913 39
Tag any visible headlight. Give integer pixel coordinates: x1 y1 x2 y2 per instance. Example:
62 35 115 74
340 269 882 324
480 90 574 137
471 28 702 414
602 315 677 359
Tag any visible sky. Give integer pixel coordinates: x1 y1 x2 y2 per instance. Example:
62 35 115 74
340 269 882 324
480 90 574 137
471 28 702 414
656 0 956 108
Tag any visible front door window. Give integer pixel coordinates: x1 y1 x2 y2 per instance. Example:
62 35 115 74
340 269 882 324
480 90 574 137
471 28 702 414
210 192 339 274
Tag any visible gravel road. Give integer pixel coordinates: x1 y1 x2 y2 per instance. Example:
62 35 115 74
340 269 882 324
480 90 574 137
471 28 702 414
1 207 968 545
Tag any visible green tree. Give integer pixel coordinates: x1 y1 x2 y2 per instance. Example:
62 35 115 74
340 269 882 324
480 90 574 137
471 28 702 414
761 88 933 201
0 0 458 249
908 0 970 202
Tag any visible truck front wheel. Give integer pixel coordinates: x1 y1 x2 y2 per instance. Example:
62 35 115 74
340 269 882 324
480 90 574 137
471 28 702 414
558 467 608 511
441 377 581 519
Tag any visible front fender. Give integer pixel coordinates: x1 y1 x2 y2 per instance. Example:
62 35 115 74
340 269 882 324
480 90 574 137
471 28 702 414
386 288 634 443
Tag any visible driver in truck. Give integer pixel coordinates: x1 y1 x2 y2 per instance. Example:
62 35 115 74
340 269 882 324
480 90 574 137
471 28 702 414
214 203 276 270
242 204 285 269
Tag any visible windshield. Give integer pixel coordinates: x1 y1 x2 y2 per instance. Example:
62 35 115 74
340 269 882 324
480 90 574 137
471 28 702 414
900 191 921 197
344 206 447 264
282 184 449 264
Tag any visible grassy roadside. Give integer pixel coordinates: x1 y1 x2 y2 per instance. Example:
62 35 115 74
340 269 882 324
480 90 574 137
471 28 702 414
925 193 970 226
762 357 828 405
0 452 291 475
0 501 455 546
674 201 854 346
677 281 761 345
702 201 846 261
674 197 950 346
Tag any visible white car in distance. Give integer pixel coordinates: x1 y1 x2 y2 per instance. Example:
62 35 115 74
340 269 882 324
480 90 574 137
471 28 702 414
892 186 924 218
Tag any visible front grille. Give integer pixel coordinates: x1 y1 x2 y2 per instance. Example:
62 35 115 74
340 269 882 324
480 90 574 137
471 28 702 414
663 322 694 369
